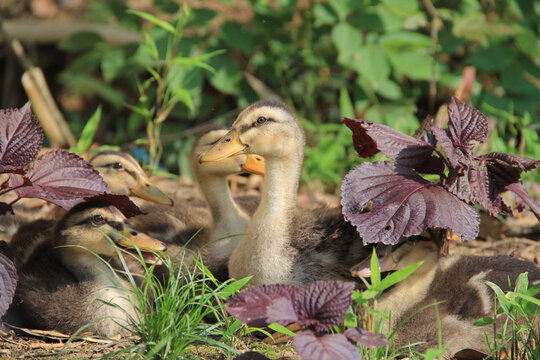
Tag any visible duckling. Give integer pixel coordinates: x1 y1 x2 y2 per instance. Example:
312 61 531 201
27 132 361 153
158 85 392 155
201 100 371 286
89 150 173 206
191 126 263 272
10 201 167 337
352 240 540 356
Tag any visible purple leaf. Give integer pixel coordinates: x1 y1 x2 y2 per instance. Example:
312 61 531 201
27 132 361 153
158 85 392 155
0 202 13 216
227 284 301 326
447 96 488 146
294 280 355 332
480 152 540 191
506 183 540 222
343 118 436 168
341 162 480 244
344 327 390 348
15 150 110 210
294 332 362 360
431 126 471 168
266 296 299 326
0 102 44 173
84 193 142 218
0 253 17 319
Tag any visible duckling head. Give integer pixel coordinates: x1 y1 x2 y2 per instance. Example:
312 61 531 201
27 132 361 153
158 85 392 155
90 151 173 206
55 201 167 265
200 100 304 162
191 126 265 178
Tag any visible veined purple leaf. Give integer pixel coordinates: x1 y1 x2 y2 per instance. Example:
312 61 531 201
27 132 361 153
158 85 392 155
431 126 472 168
15 150 110 210
506 183 540 222
344 327 390 348
227 284 301 326
266 297 299 326
294 280 355 332
480 152 540 191
0 102 44 173
343 118 437 169
341 162 480 244
447 96 488 146
294 332 362 360
0 253 17 319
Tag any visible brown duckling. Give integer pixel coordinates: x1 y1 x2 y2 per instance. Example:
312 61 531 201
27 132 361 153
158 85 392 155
201 100 371 286
10 201 167 337
352 240 540 356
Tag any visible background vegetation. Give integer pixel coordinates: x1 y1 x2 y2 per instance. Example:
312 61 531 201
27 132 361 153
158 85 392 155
0 0 539 190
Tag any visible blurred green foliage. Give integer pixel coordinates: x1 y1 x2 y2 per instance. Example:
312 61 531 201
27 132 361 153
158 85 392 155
58 0 540 189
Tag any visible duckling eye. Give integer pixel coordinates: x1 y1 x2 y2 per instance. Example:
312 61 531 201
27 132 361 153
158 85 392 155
256 116 267 125
111 162 123 170
92 215 105 225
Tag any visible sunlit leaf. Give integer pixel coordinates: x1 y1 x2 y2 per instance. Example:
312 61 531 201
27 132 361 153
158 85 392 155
294 332 362 360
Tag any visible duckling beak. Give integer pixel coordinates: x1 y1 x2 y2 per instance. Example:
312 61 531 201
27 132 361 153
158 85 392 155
242 154 265 175
130 176 173 206
118 228 167 264
350 244 394 277
200 130 248 163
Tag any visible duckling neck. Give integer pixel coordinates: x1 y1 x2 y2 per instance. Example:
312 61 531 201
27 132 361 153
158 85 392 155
229 152 302 286
199 176 249 255
60 248 121 286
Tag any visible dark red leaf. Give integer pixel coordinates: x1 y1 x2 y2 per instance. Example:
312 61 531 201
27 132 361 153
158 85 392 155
0 253 17 319
294 332 362 360
0 202 13 216
265 297 299 326
480 152 540 191
0 102 44 173
343 118 436 168
344 328 390 348
84 193 142 218
431 126 472 168
15 150 110 210
294 280 355 332
341 162 480 244
447 96 488 146
227 284 301 326
505 183 540 222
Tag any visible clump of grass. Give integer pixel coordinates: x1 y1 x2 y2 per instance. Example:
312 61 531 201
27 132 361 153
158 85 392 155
102 245 249 359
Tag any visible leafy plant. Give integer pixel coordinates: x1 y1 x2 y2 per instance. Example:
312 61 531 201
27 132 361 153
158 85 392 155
227 280 389 360
0 102 140 216
475 272 540 360
341 96 540 245
106 251 244 359
0 253 17 327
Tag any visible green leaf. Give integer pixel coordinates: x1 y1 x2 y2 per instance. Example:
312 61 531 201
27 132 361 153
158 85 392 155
354 44 390 86
268 323 296 337
221 22 253 55
313 3 337 27
454 13 517 44
474 316 496 326
484 281 516 320
101 48 125 82
370 247 381 288
516 27 540 58
128 9 176 34
328 0 355 20
339 88 355 118
379 261 423 291
218 276 252 299
380 31 432 52
59 31 104 53
388 51 433 80
173 88 194 110
207 55 242 95
73 106 102 155
332 21 363 66
376 79 403 100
